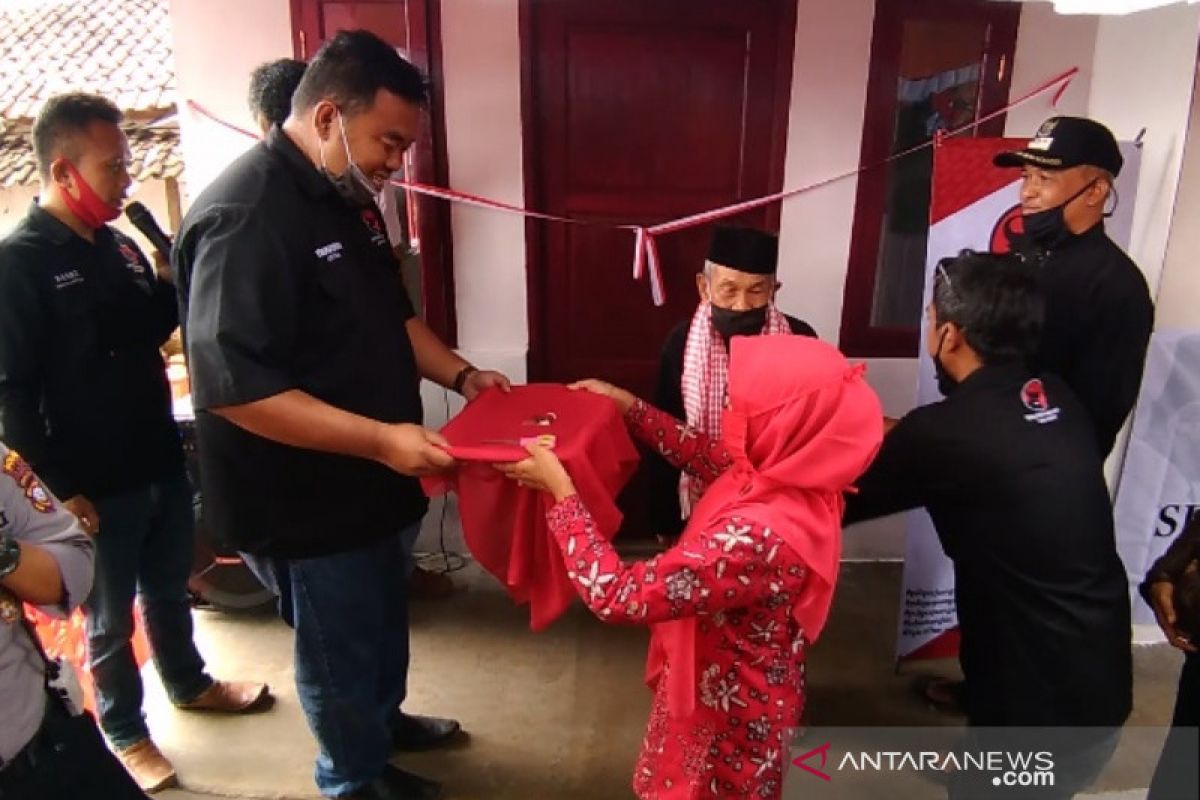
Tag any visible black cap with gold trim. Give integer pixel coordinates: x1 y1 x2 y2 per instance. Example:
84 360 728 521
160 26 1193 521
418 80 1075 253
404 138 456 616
994 116 1123 176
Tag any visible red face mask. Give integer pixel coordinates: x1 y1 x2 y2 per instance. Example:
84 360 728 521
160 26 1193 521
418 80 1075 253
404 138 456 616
59 161 121 229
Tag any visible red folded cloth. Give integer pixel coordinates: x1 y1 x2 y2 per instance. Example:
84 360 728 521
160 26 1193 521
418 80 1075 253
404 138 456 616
422 384 640 630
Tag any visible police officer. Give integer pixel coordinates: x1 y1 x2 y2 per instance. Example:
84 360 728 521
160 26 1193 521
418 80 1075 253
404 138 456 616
995 116 1154 458
0 443 148 799
174 31 509 800
845 251 1132 799
0 93 269 793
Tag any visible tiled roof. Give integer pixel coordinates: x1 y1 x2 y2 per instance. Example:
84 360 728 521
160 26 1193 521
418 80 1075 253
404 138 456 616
0 120 182 188
0 0 176 122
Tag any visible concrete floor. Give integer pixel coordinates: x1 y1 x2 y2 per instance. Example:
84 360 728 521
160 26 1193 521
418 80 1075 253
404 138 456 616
143 561 1184 800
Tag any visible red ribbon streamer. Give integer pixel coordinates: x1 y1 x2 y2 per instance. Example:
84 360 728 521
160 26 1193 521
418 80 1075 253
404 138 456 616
185 66 1078 307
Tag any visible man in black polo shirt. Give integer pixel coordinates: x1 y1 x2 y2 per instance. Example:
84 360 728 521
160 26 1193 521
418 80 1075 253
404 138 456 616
174 31 509 800
0 93 269 794
845 251 1132 798
995 116 1154 458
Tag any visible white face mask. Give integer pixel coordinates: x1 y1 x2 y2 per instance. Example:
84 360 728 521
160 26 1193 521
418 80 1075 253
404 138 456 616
318 111 378 207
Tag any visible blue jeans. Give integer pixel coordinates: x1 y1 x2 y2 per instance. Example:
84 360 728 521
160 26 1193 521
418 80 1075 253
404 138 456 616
399 521 421 578
85 473 212 749
242 526 414 797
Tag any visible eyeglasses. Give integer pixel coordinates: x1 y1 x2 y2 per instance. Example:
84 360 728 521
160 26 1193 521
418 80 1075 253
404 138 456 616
935 262 954 293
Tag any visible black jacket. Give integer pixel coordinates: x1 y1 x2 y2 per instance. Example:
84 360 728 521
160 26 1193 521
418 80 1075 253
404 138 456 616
1035 223 1154 456
845 364 1132 728
648 312 815 537
0 204 183 500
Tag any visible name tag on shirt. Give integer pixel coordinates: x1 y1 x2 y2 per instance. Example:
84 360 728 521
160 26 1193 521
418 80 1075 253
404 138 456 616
53 268 84 290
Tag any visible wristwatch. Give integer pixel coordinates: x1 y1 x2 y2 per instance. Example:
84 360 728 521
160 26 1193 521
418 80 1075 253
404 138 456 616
0 534 20 580
452 365 479 395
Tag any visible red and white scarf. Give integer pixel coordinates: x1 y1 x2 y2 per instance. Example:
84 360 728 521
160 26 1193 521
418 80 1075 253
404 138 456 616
678 302 791 516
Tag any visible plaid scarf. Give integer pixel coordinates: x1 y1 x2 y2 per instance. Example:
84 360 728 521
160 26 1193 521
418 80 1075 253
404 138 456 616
678 302 791 516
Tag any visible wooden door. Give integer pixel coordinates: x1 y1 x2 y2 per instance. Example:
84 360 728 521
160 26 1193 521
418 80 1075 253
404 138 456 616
291 0 457 343
523 0 799 397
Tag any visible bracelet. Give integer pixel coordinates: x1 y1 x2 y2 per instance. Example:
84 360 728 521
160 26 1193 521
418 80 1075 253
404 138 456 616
452 365 479 395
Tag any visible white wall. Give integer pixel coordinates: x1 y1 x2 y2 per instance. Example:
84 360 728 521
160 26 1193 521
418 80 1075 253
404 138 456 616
438 0 528 385
1004 3 1097 136
1157 55 1200 329
168 0 293 199
1088 2 1200 298
0 185 41 237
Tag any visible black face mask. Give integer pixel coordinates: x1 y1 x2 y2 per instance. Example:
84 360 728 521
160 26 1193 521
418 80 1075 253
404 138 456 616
1010 178 1100 253
932 326 959 397
710 304 769 341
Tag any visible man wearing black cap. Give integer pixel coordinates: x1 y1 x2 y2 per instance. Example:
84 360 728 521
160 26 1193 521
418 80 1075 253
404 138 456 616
994 116 1154 458
649 226 815 539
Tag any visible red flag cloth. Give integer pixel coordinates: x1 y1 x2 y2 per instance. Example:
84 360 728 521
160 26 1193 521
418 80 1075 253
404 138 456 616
422 384 639 630
25 605 153 714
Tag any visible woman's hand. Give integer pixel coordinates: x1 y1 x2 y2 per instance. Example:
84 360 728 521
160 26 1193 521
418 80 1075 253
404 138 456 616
495 444 577 502
1148 581 1198 653
569 379 636 414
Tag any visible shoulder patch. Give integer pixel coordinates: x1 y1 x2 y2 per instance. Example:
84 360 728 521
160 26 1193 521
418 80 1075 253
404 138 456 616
1020 378 1061 425
2 450 55 513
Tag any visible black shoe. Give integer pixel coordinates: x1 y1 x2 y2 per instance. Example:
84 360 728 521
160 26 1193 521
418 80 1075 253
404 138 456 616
391 712 463 752
343 765 443 800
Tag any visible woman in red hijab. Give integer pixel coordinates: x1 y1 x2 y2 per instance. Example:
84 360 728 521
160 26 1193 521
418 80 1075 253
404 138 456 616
500 336 882 800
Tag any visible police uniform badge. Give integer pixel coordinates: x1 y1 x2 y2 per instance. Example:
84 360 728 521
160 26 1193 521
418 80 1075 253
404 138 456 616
3 450 56 513
0 587 20 626
1028 118 1059 152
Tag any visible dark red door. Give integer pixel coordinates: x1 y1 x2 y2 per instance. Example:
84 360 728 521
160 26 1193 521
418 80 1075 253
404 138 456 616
523 0 799 397
291 0 457 343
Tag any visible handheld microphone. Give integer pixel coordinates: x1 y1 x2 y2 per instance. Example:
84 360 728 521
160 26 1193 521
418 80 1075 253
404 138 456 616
125 202 173 261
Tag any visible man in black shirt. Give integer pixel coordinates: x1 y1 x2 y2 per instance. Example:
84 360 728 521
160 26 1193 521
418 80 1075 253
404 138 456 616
174 31 508 800
0 93 269 794
650 226 815 539
846 251 1131 797
995 116 1154 457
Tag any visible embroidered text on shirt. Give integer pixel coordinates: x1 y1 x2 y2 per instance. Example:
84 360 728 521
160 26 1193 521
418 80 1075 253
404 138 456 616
53 269 84 290
315 241 344 263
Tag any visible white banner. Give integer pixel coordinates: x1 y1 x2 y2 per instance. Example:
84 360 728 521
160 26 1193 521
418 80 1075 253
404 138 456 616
1113 329 1200 625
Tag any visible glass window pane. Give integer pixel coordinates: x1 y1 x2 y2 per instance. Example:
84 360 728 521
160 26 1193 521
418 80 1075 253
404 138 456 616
869 20 987 329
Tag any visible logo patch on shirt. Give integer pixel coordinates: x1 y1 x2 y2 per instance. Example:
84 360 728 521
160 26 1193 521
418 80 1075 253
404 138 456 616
2 450 55 513
118 242 145 274
361 208 389 248
1020 379 1061 425
53 268 84 290
315 241 344 263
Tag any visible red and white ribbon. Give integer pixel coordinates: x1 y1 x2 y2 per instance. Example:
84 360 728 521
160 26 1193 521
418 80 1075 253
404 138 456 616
186 66 1078 307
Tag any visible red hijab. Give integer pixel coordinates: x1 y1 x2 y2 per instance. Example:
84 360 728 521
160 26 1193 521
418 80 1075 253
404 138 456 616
646 335 884 717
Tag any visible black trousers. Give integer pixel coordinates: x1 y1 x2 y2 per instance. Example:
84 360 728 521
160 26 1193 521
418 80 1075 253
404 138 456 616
0 696 147 800
1148 651 1200 800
